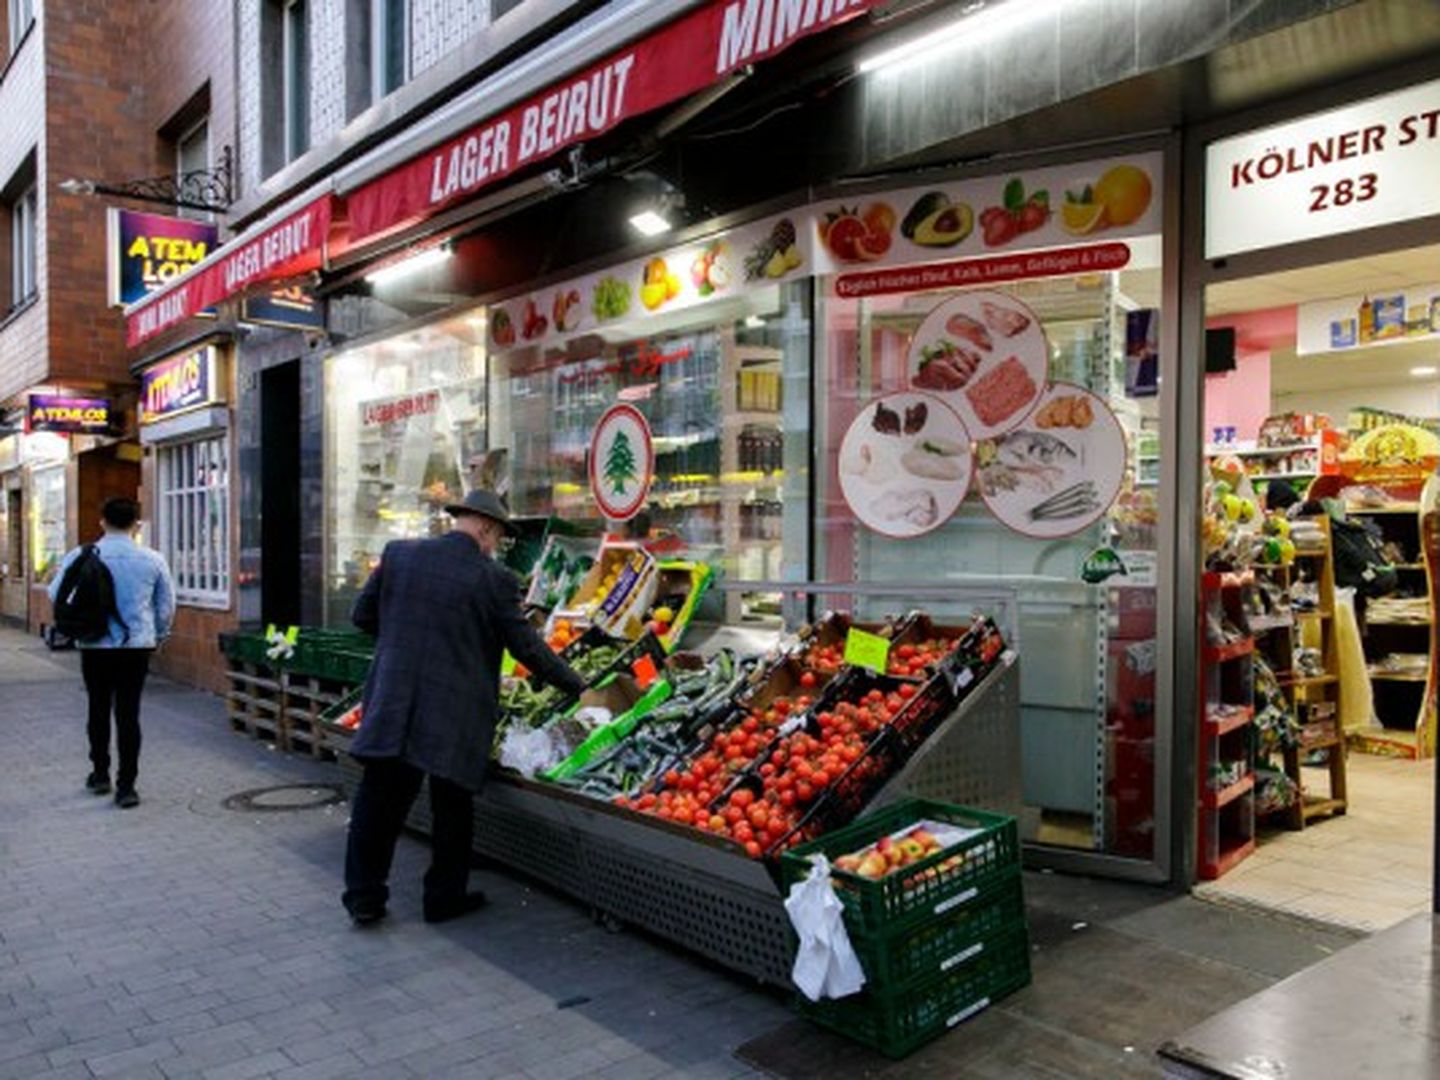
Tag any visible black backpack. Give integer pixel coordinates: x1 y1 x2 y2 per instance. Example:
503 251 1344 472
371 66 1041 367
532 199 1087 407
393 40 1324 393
52 546 129 645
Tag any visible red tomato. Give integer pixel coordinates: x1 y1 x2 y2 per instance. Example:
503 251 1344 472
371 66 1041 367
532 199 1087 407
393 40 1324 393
811 770 831 788
799 671 817 688
898 683 917 699
796 781 814 803
779 789 797 807
732 788 755 809
745 841 763 858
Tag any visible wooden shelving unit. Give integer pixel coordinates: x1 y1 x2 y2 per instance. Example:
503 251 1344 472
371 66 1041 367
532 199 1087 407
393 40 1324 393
1350 503 1436 758
1197 571 1257 880
1251 515 1348 830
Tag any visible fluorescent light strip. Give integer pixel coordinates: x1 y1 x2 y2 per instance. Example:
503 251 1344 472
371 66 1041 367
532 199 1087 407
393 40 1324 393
859 0 1063 75
1411 366 1438 377
365 246 451 285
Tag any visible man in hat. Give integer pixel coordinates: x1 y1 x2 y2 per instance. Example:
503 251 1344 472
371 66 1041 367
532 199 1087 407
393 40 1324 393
342 490 585 926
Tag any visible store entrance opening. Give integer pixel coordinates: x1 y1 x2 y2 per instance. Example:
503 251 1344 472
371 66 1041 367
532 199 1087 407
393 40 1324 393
1197 242 1439 932
261 360 302 628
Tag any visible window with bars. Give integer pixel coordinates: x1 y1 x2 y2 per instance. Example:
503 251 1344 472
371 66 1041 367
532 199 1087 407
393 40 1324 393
156 435 230 607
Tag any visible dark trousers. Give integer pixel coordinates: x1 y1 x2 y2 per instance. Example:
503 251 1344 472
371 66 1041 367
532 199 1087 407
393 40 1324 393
343 757 474 913
80 648 152 791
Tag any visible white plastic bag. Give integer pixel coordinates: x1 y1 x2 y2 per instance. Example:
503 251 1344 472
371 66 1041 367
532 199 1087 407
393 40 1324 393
784 855 866 1002
497 726 559 778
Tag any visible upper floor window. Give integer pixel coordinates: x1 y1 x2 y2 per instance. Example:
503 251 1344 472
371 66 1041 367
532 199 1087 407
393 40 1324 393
176 117 211 222
283 0 310 163
7 0 34 55
3 153 38 313
373 0 407 100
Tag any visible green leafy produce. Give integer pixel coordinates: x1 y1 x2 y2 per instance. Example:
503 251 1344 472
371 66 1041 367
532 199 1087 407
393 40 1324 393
592 277 632 320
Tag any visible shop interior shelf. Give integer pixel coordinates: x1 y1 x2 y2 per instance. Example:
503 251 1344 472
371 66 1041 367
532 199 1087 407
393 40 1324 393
1204 706 1255 738
1203 772 1255 810
1301 795 1348 822
1249 614 1294 633
1368 670 1429 683
1276 673 1339 689
1203 639 1254 664
1205 837 1257 880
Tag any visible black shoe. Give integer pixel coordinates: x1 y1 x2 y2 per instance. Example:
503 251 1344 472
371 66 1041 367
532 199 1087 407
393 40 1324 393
115 789 140 809
347 904 387 927
423 891 489 924
85 772 111 795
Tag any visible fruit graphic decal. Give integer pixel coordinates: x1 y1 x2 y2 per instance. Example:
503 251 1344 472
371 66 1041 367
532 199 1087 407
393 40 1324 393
1061 163 1153 236
744 218 802 281
979 178 1050 247
640 257 683 311
552 288 582 333
491 307 516 348
690 241 731 297
520 297 548 340
592 276 632 321
819 202 896 263
604 428 639 495
900 191 973 248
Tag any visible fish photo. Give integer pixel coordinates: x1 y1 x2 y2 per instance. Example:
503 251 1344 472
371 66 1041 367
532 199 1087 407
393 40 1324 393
978 382 1126 538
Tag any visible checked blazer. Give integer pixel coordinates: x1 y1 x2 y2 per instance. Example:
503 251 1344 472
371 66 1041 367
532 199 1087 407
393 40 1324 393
349 531 585 791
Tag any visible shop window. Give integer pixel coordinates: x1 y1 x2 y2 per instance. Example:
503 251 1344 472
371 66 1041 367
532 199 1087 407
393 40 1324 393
29 464 64 585
7 0 33 55
487 282 811 625
156 435 231 608
324 319 487 623
817 266 1163 860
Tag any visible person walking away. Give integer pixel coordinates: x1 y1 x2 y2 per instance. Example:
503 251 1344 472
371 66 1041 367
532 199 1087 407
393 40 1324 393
47 497 176 809
343 490 586 926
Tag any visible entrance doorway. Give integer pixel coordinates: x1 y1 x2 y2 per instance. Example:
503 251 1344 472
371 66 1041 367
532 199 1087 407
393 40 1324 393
261 360 302 628
1 479 23 622
1197 242 1438 931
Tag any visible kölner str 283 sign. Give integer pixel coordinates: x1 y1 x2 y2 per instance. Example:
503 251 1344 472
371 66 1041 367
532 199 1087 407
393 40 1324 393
1206 77 1440 258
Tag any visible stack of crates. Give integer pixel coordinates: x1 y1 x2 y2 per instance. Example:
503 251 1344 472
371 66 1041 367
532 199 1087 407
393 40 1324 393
779 798 1028 1059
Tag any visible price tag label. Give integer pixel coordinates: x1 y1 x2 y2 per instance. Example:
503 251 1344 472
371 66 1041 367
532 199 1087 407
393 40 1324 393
631 653 659 689
844 627 891 673
501 650 517 677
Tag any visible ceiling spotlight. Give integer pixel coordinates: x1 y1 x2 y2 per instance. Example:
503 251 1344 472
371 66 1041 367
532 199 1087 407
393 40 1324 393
628 210 672 237
365 245 451 286
744 315 766 329
1410 366 1438 377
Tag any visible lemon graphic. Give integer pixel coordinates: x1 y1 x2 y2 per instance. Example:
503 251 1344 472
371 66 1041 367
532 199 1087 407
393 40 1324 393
1094 165 1152 227
1061 201 1106 236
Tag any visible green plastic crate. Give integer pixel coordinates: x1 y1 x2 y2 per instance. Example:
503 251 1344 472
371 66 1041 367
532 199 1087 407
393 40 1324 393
780 798 1020 938
541 678 675 782
845 871 1025 994
798 926 1031 1059
219 632 274 668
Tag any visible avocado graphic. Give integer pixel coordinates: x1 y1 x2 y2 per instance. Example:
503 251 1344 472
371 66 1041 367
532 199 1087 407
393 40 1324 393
901 192 973 247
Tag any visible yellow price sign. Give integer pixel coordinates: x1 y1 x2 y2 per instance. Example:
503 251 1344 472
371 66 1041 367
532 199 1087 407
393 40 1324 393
844 627 890 673
501 650 517 677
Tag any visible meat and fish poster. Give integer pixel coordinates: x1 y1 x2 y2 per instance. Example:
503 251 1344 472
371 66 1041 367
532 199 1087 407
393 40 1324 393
839 291 1126 540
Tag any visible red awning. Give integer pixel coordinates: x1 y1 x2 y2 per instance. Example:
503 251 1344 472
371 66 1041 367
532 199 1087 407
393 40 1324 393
344 0 883 241
126 195 336 347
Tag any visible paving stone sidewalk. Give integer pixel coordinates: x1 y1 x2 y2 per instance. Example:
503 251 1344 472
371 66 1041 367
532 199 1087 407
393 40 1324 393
0 630 782 1079
1 627 1363 1079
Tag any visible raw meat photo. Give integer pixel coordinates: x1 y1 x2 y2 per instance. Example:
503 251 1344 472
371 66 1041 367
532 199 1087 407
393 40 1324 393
966 356 1039 429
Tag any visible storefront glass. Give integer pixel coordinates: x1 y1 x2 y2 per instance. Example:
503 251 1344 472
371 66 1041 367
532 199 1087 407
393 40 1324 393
30 464 66 585
487 282 811 625
816 264 1164 859
324 316 487 622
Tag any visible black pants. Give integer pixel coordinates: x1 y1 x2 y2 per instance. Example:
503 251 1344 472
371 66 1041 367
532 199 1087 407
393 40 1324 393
80 648 152 791
343 757 474 913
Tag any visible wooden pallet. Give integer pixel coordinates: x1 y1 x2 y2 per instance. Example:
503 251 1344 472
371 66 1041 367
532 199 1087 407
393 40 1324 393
226 662 285 747
281 672 349 760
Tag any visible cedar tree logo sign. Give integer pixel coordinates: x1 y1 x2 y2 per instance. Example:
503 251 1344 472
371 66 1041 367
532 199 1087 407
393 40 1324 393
589 403 654 521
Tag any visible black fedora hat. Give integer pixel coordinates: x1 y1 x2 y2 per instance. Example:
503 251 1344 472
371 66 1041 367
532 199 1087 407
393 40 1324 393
444 490 517 534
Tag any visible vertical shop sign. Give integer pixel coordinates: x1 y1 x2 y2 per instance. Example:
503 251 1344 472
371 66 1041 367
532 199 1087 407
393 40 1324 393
589 404 654 521
1206 77 1440 258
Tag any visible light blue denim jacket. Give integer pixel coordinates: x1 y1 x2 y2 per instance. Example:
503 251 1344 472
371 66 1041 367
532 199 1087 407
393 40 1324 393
48 533 177 649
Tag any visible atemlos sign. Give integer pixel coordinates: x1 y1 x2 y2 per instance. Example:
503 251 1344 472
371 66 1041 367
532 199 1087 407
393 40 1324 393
108 210 218 307
26 395 113 435
345 0 885 240
141 346 218 423
1207 77 1440 258
126 197 333 347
